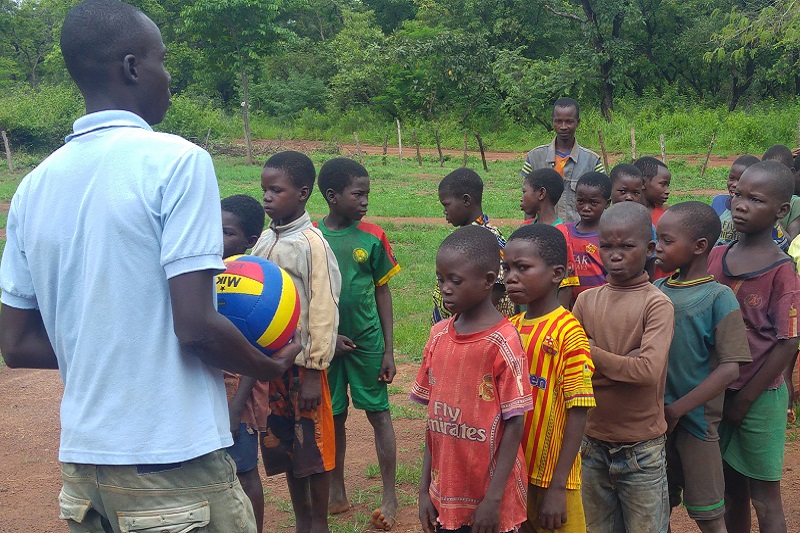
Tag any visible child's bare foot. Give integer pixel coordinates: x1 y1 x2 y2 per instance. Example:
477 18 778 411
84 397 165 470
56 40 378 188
327 497 351 515
369 497 398 530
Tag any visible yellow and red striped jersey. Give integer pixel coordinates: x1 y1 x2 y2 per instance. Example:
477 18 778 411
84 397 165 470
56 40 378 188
510 307 595 489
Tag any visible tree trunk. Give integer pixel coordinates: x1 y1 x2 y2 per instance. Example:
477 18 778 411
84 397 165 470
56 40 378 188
240 68 253 166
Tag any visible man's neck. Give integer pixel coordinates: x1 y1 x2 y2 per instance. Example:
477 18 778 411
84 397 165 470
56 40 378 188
555 137 576 153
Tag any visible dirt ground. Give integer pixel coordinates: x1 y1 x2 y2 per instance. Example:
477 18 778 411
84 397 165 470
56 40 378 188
1 365 799 533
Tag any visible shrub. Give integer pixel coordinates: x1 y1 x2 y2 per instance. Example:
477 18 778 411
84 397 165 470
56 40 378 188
0 84 83 152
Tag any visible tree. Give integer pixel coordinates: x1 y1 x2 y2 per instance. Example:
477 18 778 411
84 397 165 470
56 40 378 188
0 0 64 88
181 0 291 164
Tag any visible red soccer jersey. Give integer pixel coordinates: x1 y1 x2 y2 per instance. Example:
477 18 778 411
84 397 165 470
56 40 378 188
411 318 533 531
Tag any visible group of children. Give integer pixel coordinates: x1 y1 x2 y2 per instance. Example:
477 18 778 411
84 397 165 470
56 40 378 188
220 144 800 533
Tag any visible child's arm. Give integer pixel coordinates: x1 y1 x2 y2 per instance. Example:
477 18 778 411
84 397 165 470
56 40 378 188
587 298 674 386
0 306 58 369
665 363 739 433
725 338 798 425
471 415 525 533
418 443 438 533
228 376 257 437
538 406 587 531
375 283 396 383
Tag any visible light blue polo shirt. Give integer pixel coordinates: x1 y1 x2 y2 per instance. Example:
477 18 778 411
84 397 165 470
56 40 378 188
0 111 231 464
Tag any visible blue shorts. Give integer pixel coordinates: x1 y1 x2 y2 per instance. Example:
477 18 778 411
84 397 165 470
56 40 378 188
226 423 259 474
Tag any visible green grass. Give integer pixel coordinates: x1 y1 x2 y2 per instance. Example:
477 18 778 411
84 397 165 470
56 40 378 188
389 402 427 420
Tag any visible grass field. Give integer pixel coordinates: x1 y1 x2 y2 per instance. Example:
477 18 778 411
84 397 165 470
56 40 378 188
0 152 727 365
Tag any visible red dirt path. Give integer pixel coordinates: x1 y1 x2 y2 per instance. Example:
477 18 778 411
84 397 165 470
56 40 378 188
1 366 799 532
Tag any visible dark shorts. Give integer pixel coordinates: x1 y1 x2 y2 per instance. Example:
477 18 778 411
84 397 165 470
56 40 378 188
666 425 725 520
226 423 259 474
260 366 335 478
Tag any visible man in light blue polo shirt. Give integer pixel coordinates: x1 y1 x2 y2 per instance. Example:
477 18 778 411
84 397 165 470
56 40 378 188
0 1 299 531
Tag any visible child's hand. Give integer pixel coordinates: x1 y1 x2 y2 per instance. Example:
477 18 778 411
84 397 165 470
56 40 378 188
471 497 501 533
418 491 438 533
664 404 680 434
723 392 752 426
538 486 568 531
229 412 240 438
378 352 396 383
335 335 356 357
298 369 322 411
272 331 302 372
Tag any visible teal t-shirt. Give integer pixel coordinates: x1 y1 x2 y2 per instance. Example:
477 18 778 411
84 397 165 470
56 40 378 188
317 220 400 352
654 276 752 441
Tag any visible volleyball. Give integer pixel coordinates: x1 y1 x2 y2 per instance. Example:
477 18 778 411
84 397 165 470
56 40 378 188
216 255 300 356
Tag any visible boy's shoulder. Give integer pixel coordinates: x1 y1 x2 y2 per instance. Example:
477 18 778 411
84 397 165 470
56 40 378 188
574 143 601 161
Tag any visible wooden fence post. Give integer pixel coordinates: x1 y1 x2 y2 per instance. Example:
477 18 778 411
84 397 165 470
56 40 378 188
474 132 488 172
353 131 363 163
435 129 444 167
660 134 666 164
462 132 468 167
382 134 388 166
630 126 636 162
413 130 422 167
396 119 403 163
699 132 717 180
1 131 13 172
598 130 609 172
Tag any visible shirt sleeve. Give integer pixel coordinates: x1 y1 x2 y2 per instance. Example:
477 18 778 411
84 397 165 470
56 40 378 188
589 296 674 386
713 307 752 365
160 148 225 279
370 227 401 287
303 231 342 371
557 225 579 288
561 318 596 409
494 328 533 419
521 152 533 177
593 157 606 173
769 262 800 340
0 186 38 309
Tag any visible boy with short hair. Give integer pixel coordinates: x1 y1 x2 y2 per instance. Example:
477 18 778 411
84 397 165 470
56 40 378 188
504 224 595 533
521 168 565 225
634 156 671 224
572 201 675 533
251 151 342 533
566 172 611 306
654 201 751 533
711 155 789 251
763 144 800 239
609 163 644 204
434 168 515 321
413 225 533 533
221 194 269 532
316 157 400 530
707 161 800 533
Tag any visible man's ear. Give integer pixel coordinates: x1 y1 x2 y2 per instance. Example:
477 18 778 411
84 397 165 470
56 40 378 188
122 54 138 84
646 240 656 256
537 187 547 201
778 201 791 220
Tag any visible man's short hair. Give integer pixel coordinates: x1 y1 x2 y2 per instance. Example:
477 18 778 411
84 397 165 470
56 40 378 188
318 157 368 195
221 194 265 238
264 151 316 190
664 201 721 246
553 97 580 120
744 160 795 204
599 201 653 243
576 171 612 200
438 225 500 274
508 224 567 268
609 163 642 184
525 168 564 204
438 168 484 204
61 0 150 89
762 145 794 169
634 156 668 181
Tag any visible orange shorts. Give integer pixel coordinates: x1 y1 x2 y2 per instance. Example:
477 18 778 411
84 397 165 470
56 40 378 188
260 366 335 478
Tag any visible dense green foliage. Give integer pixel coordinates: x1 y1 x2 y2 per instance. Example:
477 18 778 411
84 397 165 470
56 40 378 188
3 0 800 153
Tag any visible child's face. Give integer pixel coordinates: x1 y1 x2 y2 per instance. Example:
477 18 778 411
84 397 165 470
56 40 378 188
575 185 609 225
330 176 370 222
611 175 643 204
435 248 495 314
654 210 700 272
439 192 472 227
598 222 653 284
643 166 671 207
727 164 746 197
731 169 789 234
520 181 541 218
503 240 562 306
261 167 308 225
221 210 252 259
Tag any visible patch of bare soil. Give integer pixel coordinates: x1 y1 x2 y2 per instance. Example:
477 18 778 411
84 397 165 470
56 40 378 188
2 365 798 533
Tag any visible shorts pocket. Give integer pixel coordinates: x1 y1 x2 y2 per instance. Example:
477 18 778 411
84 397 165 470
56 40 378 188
58 490 105 532
117 501 210 533
630 440 666 475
